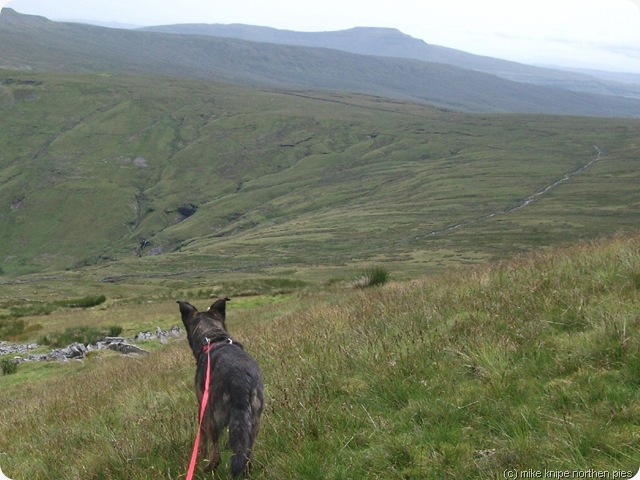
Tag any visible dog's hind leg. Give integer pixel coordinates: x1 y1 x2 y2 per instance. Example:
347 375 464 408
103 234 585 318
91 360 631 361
197 423 210 466
206 426 223 472
200 416 221 472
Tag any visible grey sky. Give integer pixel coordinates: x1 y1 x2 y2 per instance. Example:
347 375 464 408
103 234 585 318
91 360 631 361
2 0 640 72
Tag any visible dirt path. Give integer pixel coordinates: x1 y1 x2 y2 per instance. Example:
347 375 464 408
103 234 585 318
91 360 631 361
422 145 602 238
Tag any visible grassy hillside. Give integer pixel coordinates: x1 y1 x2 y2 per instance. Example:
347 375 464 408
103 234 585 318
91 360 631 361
1 70 639 279
1 234 638 478
2 9 640 117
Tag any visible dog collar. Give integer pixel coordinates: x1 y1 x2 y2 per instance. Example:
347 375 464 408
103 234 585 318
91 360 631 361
202 337 233 353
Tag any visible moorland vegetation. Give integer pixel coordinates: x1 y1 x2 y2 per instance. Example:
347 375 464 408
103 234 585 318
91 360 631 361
1 8 639 478
1 234 639 478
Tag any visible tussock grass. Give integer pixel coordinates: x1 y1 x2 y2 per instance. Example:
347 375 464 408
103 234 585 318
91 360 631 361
353 266 391 288
1 358 17 375
1 234 639 478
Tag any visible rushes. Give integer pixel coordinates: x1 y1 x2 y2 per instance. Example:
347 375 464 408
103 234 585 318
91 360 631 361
353 266 390 288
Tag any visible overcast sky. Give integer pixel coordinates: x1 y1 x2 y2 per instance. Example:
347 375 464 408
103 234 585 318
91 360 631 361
2 0 640 73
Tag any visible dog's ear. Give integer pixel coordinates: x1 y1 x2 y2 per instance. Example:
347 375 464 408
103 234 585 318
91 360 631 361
208 297 231 320
177 300 198 322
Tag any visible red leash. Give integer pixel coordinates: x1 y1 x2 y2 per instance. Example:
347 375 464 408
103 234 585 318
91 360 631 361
186 342 214 480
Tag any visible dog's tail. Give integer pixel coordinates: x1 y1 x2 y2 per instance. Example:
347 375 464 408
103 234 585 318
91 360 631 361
229 388 263 478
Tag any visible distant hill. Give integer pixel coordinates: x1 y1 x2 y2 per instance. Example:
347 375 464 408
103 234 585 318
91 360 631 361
139 23 640 100
1 9 640 279
552 67 640 87
1 71 639 277
1 9 640 117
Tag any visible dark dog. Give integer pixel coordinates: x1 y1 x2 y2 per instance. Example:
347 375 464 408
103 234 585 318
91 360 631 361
178 298 264 478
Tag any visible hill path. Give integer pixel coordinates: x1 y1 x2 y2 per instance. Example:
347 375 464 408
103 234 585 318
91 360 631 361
420 145 603 238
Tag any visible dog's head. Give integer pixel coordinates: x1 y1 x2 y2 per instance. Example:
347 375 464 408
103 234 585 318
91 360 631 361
177 297 231 359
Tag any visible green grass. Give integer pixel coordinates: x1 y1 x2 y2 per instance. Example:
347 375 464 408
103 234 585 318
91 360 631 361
53 295 107 309
1 71 639 283
0 295 109 341
39 325 118 348
1 234 638 478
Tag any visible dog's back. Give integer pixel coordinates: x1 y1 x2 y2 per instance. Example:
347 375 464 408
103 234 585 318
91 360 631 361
178 299 264 478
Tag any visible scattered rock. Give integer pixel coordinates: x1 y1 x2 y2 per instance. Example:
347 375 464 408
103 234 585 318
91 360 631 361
91 336 148 356
106 342 147 355
135 325 183 342
3 326 184 364
51 342 87 361
0 341 38 356
104 336 125 343
17 342 87 363
134 331 154 341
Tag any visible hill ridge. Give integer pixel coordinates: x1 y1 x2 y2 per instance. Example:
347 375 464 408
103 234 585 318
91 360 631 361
2 8 640 117
139 19 640 100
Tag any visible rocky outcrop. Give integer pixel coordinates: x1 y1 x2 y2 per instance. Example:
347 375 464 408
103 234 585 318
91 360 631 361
135 325 183 344
97 338 148 355
1 325 185 363
13 342 88 363
0 341 38 356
